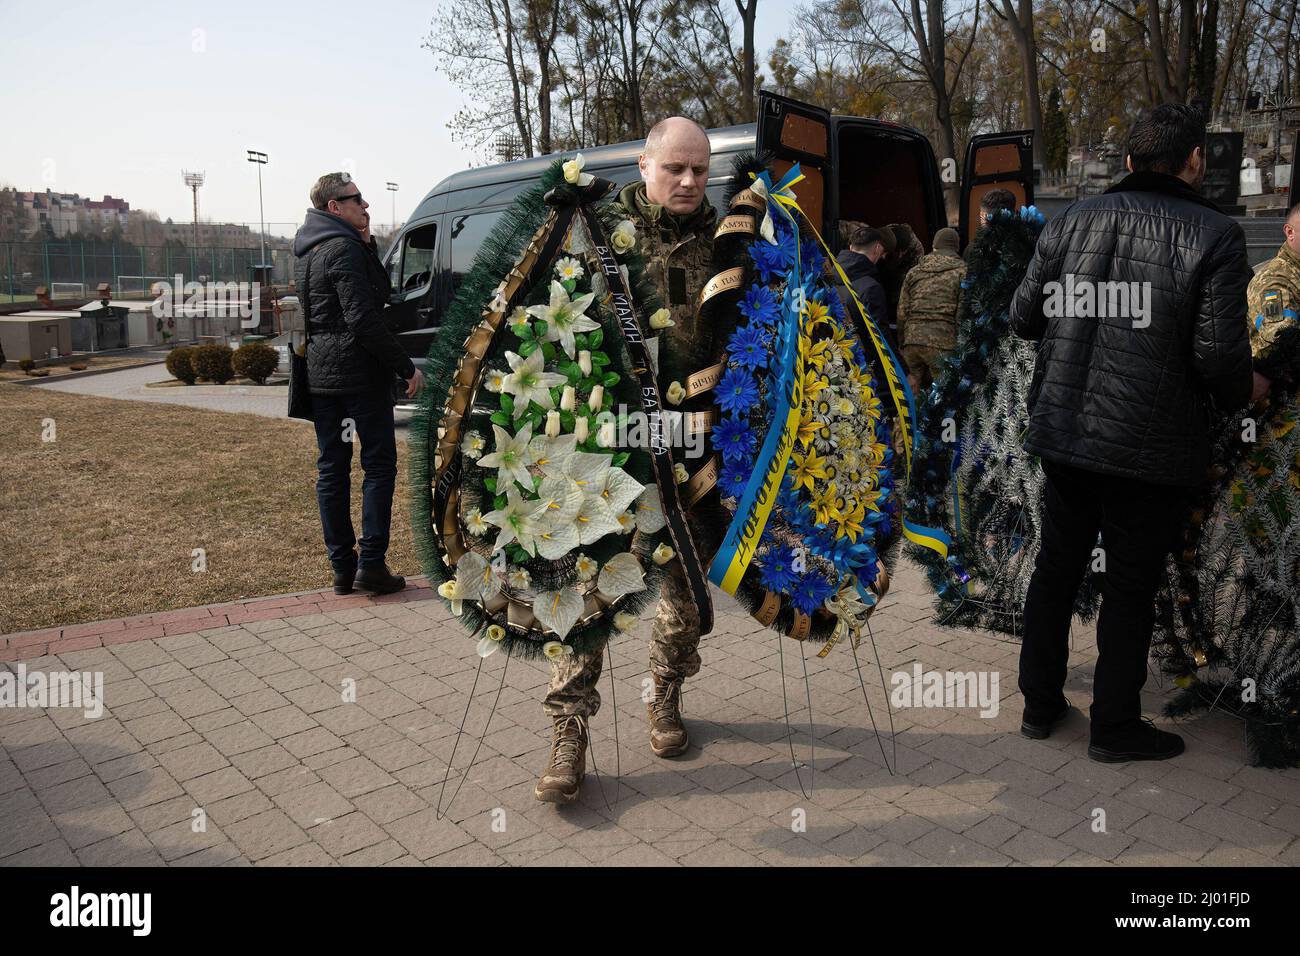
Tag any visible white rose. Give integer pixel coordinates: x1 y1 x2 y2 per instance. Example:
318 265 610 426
649 308 674 330
666 381 685 405
673 462 688 484
545 410 561 438
560 385 576 412
610 220 637 254
486 624 506 642
588 385 604 411
652 543 676 565
578 350 592 376
574 416 590 443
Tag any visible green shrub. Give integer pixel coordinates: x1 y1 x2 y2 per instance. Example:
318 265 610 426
231 341 280 385
165 346 197 384
18 357 35 374
191 344 234 384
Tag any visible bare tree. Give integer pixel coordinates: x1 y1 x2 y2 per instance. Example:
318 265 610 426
991 0 1045 168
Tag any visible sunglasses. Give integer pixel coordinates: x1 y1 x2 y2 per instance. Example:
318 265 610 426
333 192 364 205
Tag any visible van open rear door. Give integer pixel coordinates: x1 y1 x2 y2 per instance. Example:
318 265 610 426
755 91 833 240
959 130 1035 248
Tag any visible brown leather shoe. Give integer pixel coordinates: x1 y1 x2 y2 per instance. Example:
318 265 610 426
647 675 689 758
534 714 588 804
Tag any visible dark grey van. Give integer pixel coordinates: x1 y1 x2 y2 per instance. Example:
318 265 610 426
383 91 1033 374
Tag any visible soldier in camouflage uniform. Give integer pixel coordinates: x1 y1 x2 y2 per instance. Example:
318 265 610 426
537 117 717 804
897 227 966 391
1246 204 1300 390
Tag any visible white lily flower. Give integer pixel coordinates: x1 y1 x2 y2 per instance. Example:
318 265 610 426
477 422 537 490
529 433 579 474
525 281 600 359
502 350 567 417
596 467 646 514
483 486 550 555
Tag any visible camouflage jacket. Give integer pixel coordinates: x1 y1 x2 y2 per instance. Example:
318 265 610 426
897 251 966 351
1246 242 1300 378
608 182 718 385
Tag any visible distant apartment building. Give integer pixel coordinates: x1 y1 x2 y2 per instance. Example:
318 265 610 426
156 220 260 248
10 188 130 237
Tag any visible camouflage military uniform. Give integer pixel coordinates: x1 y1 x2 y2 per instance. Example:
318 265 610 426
543 182 718 718
1246 242 1300 377
898 250 966 385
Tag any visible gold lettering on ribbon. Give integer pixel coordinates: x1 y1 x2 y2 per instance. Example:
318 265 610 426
754 590 781 626
684 456 719 507
698 267 745 310
685 363 724 397
729 189 765 212
684 409 718 434
714 214 756 238
789 611 812 642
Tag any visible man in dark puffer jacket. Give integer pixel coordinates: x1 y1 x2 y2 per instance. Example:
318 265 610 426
292 173 422 596
1009 105 1255 763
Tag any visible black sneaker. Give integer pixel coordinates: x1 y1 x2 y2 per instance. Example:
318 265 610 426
331 566 356 596
354 562 406 595
1088 718 1185 763
1020 699 1071 739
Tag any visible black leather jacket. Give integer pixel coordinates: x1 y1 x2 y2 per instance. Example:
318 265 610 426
1010 171 1253 486
292 208 415 395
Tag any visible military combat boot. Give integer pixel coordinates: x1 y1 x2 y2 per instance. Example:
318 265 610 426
534 714 588 804
647 674 689 757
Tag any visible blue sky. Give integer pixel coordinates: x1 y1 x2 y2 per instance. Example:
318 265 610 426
1 0 800 236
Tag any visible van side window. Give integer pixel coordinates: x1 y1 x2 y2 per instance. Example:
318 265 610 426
395 223 437 297
450 212 504 293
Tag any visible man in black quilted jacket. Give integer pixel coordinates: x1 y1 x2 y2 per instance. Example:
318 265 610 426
292 173 423 596
1009 105 1256 763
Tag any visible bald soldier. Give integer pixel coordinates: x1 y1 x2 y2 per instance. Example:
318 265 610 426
1247 202 1300 390
536 117 718 804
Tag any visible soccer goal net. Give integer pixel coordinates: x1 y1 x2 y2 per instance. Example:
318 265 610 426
115 275 171 296
49 282 86 299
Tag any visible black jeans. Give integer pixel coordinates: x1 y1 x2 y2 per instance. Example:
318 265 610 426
311 389 397 572
1019 460 1190 742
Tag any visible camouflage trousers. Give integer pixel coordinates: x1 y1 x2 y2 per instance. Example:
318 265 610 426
543 558 702 718
902 344 948 390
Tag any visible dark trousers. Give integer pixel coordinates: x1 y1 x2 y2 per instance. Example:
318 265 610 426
1019 460 1190 742
311 389 397 572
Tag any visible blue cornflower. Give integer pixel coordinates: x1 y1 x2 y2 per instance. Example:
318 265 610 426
727 324 769 371
717 367 760 415
719 460 750 498
789 572 835 616
825 288 847 320
749 224 796 282
712 416 757 463
739 284 779 327
758 545 799 594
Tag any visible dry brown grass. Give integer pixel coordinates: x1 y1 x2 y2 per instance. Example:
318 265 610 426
0 385 420 633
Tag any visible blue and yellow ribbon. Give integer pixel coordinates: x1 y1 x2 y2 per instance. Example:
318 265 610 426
709 167 809 594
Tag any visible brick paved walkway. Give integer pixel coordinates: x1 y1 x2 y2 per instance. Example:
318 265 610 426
2 560 1297 866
